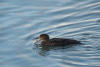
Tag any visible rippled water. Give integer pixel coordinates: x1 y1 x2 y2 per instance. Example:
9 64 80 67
0 0 100 67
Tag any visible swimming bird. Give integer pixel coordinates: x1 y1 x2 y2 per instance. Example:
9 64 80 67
34 34 81 46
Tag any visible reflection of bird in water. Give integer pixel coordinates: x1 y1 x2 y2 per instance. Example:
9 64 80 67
33 44 77 56
34 34 81 46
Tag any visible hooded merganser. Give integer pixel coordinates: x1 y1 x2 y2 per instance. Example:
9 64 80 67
34 34 81 46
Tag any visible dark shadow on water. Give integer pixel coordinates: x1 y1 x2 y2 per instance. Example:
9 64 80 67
32 44 81 56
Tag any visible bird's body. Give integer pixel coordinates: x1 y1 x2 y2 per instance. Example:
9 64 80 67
34 34 81 46
41 38 81 46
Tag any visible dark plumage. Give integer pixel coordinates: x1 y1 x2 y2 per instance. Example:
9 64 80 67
35 34 81 46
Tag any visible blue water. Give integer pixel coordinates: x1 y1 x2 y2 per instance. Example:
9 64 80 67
0 0 100 67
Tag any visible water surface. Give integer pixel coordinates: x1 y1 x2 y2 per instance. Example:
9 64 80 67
0 0 100 67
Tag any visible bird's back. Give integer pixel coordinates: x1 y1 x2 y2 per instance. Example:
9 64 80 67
42 38 81 46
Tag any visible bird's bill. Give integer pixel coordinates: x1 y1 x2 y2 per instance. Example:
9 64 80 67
33 39 41 44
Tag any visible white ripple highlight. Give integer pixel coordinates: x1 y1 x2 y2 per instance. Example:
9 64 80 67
78 2 100 9
48 6 74 13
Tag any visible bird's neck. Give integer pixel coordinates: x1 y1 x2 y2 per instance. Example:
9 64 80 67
43 39 49 42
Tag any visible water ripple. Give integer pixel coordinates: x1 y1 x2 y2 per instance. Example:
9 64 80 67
0 0 100 67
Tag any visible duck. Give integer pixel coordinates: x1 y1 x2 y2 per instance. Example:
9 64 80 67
34 34 81 46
